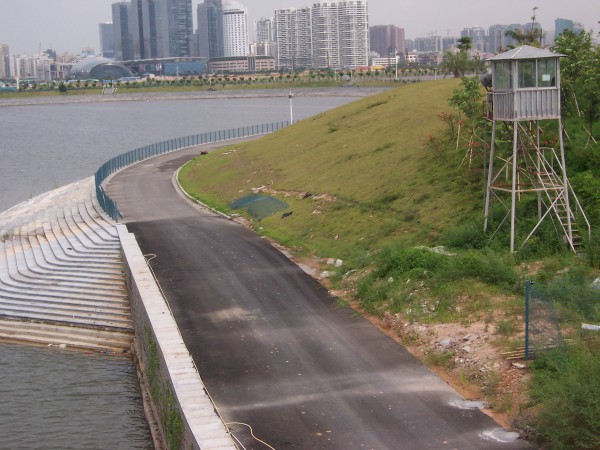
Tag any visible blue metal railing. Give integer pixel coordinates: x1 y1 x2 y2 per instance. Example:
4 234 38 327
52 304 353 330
94 121 290 221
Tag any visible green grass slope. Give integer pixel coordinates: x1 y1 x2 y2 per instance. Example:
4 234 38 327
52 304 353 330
180 78 477 264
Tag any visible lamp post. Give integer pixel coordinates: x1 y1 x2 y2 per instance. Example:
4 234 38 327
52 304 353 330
394 47 399 81
289 90 294 124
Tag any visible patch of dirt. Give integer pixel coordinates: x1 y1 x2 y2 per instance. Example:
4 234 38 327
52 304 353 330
378 314 530 429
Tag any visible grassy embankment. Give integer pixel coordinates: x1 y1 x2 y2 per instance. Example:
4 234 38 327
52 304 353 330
179 78 600 448
180 79 471 261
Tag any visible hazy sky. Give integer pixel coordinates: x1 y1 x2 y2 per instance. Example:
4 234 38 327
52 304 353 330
0 0 598 55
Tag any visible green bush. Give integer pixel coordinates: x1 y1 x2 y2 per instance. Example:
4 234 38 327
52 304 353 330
529 339 600 449
442 218 488 249
452 250 519 289
372 245 447 281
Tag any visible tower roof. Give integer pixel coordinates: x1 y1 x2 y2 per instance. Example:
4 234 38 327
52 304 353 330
488 45 564 61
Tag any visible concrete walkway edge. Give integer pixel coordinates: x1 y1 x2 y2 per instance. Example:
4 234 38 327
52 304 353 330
117 224 236 450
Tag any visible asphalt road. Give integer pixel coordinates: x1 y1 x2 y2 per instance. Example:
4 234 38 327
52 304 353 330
106 141 530 449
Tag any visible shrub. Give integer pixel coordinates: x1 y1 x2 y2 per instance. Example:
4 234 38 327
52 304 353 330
529 339 600 449
451 250 519 289
442 218 488 249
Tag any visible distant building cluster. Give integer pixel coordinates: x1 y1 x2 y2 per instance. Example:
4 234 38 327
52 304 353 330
0 7 587 82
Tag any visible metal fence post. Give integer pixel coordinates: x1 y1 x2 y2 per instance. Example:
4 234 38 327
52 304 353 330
525 280 533 360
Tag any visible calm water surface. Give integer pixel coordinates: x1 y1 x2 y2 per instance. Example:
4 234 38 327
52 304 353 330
0 91 363 448
0 343 151 449
0 93 357 211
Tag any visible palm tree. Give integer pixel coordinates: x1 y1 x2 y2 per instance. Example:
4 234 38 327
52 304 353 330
504 28 543 47
439 50 470 78
504 6 543 47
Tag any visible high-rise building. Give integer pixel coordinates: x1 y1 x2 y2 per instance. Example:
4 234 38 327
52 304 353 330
253 18 275 57
414 36 442 53
370 25 405 58
274 0 369 70
130 0 157 59
223 8 248 57
197 0 224 58
99 23 116 59
156 0 193 57
130 0 144 58
487 24 507 53
274 7 312 70
555 18 583 38
460 26 486 53
337 1 369 68
10 54 53 82
112 2 133 61
0 43 9 79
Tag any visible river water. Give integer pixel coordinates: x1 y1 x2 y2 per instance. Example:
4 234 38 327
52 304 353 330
0 88 374 448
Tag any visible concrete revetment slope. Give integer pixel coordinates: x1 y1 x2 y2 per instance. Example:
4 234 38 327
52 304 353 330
0 177 236 449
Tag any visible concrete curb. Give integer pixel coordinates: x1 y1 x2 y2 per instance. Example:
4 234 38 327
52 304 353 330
117 224 236 450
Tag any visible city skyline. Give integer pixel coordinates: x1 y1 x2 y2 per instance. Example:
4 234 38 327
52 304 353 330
0 0 598 55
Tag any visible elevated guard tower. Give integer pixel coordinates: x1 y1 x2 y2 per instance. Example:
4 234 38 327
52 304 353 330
483 45 589 252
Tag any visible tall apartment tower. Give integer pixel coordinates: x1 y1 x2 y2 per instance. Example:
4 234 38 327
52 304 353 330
0 43 10 79
223 8 249 57
487 24 507 53
197 0 224 58
312 1 340 68
253 18 275 57
337 0 369 68
370 25 405 57
274 7 313 70
460 26 486 53
99 23 116 59
112 2 133 61
275 0 369 70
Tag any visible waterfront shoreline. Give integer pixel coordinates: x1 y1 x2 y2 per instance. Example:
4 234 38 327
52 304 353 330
0 85 391 108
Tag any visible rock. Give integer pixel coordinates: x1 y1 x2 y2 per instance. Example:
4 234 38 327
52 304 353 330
463 334 471 341
320 271 330 279
439 338 452 349
326 258 335 265
462 345 471 353
591 277 600 290
335 259 343 267
512 362 526 369
387 277 394 284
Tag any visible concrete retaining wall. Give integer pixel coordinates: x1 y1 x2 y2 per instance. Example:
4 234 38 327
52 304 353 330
118 225 236 450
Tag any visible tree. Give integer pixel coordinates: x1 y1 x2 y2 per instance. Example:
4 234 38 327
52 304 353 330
552 29 599 142
457 36 472 52
504 27 543 47
440 36 475 78
504 6 543 47
440 50 470 78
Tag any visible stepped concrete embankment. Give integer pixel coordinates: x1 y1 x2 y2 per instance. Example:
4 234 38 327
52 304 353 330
0 178 133 349
0 177 235 449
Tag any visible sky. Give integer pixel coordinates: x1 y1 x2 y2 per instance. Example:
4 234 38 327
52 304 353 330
0 0 598 55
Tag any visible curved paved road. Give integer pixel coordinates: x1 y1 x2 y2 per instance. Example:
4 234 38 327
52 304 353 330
106 142 529 449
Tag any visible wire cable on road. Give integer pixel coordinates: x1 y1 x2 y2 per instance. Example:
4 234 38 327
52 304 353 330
143 253 275 450
226 422 276 450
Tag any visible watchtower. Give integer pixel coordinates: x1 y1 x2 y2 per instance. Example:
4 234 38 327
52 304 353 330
483 45 589 252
